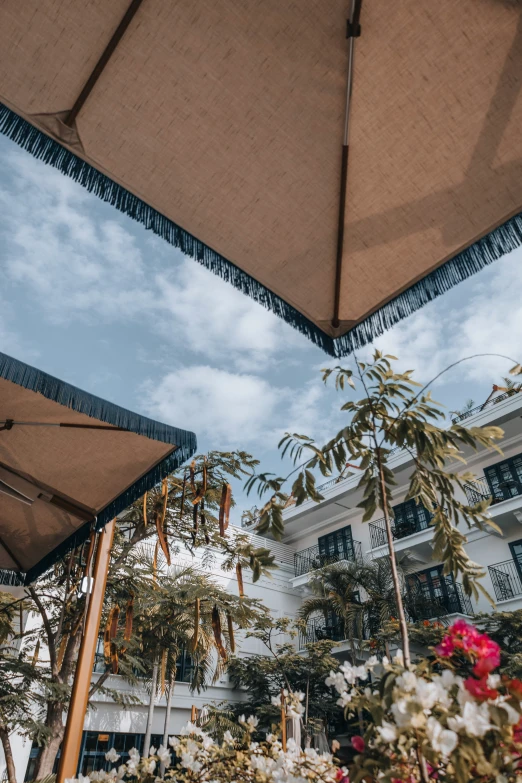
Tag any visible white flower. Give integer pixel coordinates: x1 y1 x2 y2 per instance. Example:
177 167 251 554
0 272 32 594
376 720 397 742
128 748 140 764
105 749 120 763
397 671 417 692
426 716 458 758
499 701 521 725
116 766 126 779
149 746 156 756
239 713 247 724
366 656 379 670
448 701 494 738
246 715 259 729
141 759 156 774
325 671 348 693
488 674 501 688
337 691 352 708
180 752 201 773
393 649 404 665
223 730 234 744
415 678 451 711
155 745 171 765
440 669 459 689
168 735 180 749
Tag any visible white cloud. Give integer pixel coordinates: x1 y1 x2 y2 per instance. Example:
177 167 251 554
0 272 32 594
0 150 305 368
142 365 284 447
373 248 522 387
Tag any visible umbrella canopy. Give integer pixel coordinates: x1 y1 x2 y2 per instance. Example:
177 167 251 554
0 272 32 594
0 352 197 585
0 1 521 356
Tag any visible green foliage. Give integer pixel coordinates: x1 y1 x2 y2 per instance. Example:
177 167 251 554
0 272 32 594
247 353 504 605
227 618 343 737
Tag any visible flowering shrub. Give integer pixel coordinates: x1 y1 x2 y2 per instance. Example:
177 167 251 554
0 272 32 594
65 621 522 783
67 718 341 783
327 620 522 783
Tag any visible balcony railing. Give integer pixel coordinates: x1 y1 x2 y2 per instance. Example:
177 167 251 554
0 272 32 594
464 476 522 507
293 540 362 577
298 616 347 648
451 392 511 424
369 513 434 549
488 559 522 602
406 581 473 620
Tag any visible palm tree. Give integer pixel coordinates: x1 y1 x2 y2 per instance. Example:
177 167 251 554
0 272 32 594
299 557 414 658
133 565 267 755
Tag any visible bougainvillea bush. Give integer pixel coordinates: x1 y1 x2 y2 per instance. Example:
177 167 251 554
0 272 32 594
330 620 522 783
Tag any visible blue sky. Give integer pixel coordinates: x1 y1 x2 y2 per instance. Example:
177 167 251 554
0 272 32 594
1 133 521 521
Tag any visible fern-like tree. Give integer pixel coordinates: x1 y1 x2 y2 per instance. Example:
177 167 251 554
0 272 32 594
248 353 522 665
6 449 276 779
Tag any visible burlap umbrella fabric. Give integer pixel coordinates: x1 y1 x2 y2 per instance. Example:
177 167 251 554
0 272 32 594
0 351 197 585
0 0 521 356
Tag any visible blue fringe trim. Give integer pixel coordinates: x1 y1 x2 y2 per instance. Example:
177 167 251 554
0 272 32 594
1 103 522 358
0 350 197 584
0 569 25 587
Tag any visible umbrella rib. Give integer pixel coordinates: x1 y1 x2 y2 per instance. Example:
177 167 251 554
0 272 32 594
332 0 362 329
64 0 145 128
0 420 127 431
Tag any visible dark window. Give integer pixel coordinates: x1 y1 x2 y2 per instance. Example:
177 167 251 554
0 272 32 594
392 499 433 538
318 525 354 563
510 539 522 582
406 566 461 618
485 455 522 501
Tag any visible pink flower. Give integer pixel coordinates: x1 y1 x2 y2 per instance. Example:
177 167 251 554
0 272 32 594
434 636 455 657
335 768 350 783
351 736 365 753
464 676 498 701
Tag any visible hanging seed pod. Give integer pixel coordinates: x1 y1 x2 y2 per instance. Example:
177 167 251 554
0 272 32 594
110 642 119 674
236 563 245 597
192 459 207 505
191 705 197 722
32 639 40 667
192 598 200 652
143 491 148 526
192 502 199 545
211 605 227 661
219 484 232 535
189 460 197 496
226 613 236 654
155 510 171 566
110 606 120 639
124 596 134 641
200 498 210 545
161 478 169 521
179 473 187 521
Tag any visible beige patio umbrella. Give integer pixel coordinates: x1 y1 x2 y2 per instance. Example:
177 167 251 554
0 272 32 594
0 350 196 585
0 0 521 356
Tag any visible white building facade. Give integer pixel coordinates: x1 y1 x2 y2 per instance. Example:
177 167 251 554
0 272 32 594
4 391 522 781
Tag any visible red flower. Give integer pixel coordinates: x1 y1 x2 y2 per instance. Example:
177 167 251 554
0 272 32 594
514 716 522 744
473 651 501 678
335 768 350 783
464 676 498 701
508 679 522 698
351 736 365 753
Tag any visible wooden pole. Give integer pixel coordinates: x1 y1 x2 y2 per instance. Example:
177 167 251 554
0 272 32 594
57 520 116 783
280 688 287 752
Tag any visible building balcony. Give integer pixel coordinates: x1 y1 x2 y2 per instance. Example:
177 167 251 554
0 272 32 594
369 513 433 550
464 476 522 507
451 392 512 424
406 580 473 620
488 559 522 603
293 540 362 578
